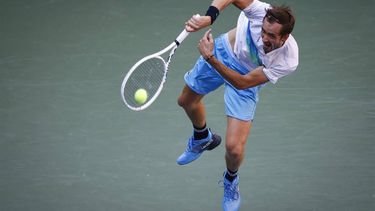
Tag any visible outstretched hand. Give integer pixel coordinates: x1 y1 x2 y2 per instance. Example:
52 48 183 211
198 29 214 60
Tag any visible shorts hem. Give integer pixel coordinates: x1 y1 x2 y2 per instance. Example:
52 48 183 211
226 114 254 122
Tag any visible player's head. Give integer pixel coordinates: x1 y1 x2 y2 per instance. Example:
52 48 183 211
262 5 295 53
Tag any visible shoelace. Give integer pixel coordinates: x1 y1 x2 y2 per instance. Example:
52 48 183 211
218 180 240 201
185 137 194 152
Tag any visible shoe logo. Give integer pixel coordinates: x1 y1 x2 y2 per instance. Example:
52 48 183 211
201 140 213 150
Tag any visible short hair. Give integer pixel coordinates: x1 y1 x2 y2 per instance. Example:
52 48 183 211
264 5 295 36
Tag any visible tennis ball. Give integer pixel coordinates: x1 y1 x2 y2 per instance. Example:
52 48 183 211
134 89 148 105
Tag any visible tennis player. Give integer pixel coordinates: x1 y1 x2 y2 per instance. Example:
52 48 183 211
176 0 298 210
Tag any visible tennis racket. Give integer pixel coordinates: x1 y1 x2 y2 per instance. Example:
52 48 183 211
120 28 191 111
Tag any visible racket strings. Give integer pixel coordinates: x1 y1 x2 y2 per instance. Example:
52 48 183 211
166 46 178 67
123 57 166 108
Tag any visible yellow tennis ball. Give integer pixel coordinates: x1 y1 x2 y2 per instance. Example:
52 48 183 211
134 89 148 105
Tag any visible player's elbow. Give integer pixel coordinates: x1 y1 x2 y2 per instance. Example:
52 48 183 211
232 78 259 90
231 81 250 90
236 74 269 89
233 83 247 90
229 72 267 90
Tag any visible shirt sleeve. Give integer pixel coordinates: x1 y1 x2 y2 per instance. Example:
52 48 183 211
263 64 297 84
242 0 271 20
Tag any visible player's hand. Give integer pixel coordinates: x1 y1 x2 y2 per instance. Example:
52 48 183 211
198 29 214 60
185 15 211 32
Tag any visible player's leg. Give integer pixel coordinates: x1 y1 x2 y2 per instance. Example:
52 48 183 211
176 52 225 165
221 79 260 210
177 85 206 129
225 117 251 174
176 33 235 165
221 117 251 211
176 84 222 165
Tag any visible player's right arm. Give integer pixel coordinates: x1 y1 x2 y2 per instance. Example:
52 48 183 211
185 0 254 32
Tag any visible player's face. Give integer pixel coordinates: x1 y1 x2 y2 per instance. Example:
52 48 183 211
261 19 288 53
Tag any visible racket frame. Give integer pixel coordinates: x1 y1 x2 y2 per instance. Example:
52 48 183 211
121 29 189 111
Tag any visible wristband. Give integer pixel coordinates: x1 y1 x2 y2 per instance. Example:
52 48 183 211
205 6 220 25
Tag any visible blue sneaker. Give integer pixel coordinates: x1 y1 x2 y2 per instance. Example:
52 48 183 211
221 173 241 211
176 130 221 165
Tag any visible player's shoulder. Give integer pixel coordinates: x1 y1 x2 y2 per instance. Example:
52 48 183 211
261 35 299 84
287 34 298 49
264 35 299 69
284 35 299 60
275 34 299 70
242 0 271 17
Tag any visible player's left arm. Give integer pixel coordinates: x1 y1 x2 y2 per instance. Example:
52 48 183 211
198 29 269 89
207 58 269 89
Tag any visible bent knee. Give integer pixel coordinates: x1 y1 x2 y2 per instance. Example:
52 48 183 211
177 94 190 108
226 141 245 158
177 86 203 108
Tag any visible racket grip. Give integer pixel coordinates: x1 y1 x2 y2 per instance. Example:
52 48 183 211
175 14 199 45
175 29 190 45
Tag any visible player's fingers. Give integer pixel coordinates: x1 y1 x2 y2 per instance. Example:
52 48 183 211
198 37 207 49
205 29 211 38
185 24 194 32
199 38 205 46
207 29 213 41
202 29 210 41
188 20 199 31
208 32 213 43
185 21 197 32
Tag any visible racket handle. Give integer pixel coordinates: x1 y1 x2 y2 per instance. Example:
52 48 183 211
175 14 200 45
175 29 190 46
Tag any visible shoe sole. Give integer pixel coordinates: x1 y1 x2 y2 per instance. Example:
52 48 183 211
206 134 221 151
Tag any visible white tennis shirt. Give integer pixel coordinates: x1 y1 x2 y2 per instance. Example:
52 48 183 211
234 0 299 84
